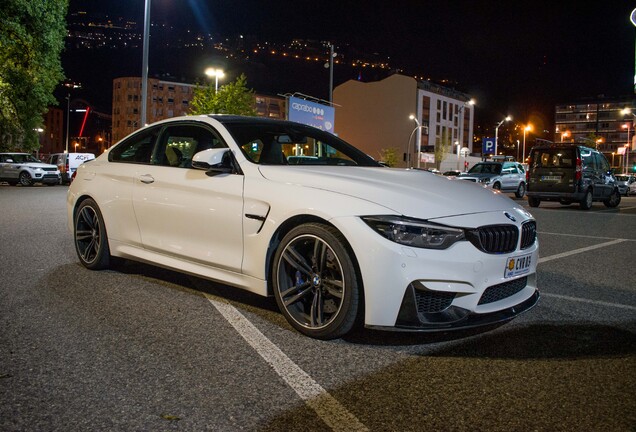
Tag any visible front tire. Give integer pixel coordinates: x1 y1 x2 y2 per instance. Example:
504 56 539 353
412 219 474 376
603 189 621 208
528 196 540 207
19 171 33 186
74 198 111 270
272 223 360 340
580 189 593 210
492 182 501 190
515 182 526 198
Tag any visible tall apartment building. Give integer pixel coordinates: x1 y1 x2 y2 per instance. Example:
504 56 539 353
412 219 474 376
333 74 474 168
112 77 287 143
554 96 636 168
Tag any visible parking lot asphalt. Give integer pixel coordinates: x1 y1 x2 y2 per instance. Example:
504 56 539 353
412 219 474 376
1 185 635 431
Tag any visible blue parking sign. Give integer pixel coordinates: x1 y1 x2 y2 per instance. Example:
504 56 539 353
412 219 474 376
483 137 495 155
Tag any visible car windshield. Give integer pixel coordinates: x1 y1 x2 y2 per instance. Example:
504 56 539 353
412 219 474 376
615 175 629 181
468 163 502 175
6 154 39 163
223 122 381 167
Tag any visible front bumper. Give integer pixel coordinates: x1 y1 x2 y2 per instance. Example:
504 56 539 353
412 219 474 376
38 173 61 184
335 209 540 331
390 281 539 331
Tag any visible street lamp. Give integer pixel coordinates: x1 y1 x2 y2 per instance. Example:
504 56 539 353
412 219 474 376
522 124 532 162
455 140 461 170
622 123 631 173
65 94 70 154
561 130 570 142
409 114 420 169
408 114 428 169
324 43 337 103
457 99 475 155
494 116 511 156
205 68 225 91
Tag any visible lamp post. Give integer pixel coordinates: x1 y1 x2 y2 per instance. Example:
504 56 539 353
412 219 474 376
612 152 616 167
409 114 429 169
141 0 151 128
457 99 475 156
522 124 532 162
409 114 421 168
324 43 337 103
623 123 632 173
455 141 461 170
65 94 70 154
494 115 511 156
205 68 225 92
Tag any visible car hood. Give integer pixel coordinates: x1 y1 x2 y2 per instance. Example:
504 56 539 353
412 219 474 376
258 166 519 220
17 162 57 169
457 172 498 179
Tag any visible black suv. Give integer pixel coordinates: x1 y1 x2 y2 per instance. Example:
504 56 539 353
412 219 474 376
526 145 621 210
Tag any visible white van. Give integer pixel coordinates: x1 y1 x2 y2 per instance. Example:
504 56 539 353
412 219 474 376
47 152 95 184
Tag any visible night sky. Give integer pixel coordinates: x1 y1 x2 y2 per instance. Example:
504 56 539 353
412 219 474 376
67 0 636 128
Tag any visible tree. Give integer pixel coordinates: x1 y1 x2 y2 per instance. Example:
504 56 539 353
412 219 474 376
379 147 398 167
0 0 68 152
190 74 257 116
435 128 452 169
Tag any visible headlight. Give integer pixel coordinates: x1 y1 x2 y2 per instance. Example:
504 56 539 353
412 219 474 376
34 168 43 172
362 216 465 249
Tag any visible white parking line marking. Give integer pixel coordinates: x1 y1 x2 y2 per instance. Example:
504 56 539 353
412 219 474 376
538 239 627 264
542 293 636 311
538 231 628 240
204 294 368 432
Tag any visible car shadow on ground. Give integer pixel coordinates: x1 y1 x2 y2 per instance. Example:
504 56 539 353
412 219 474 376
94 259 636 356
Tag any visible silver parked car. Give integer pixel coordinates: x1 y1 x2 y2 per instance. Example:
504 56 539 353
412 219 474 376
457 161 527 198
614 174 636 196
0 153 61 186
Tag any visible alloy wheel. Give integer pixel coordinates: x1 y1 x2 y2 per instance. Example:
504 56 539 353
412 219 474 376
276 234 346 330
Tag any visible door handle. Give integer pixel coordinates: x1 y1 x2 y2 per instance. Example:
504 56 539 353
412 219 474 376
138 174 155 184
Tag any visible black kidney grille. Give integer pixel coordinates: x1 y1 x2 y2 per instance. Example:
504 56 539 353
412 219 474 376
520 221 537 249
414 289 455 314
469 224 519 254
478 277 528 305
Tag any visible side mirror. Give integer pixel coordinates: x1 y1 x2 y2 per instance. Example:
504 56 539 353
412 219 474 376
191 148 234 175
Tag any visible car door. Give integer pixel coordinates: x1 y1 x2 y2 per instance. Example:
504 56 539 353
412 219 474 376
131 123 245 273
593 152 612 198
500 163 514 190
1 154 20 179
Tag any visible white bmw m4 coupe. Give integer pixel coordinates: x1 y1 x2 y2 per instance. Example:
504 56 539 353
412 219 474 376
68 115 539 339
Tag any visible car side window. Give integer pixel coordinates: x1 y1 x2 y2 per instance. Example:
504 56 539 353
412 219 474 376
109 126 161 164
153 124 226 168
594 153 610 173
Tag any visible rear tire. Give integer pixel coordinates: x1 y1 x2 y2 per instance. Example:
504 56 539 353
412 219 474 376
74 198 111 270
603 189 621 208
528 196 540 207
580 189 593 210
515 182 526 198
492 182 501 190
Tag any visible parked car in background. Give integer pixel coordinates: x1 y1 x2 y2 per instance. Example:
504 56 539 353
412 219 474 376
526 145 621 209
442 170 462 177
67 115 539 340
0 153 60 186
614 174 636 196
47 152 95 184
457 161 527 198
